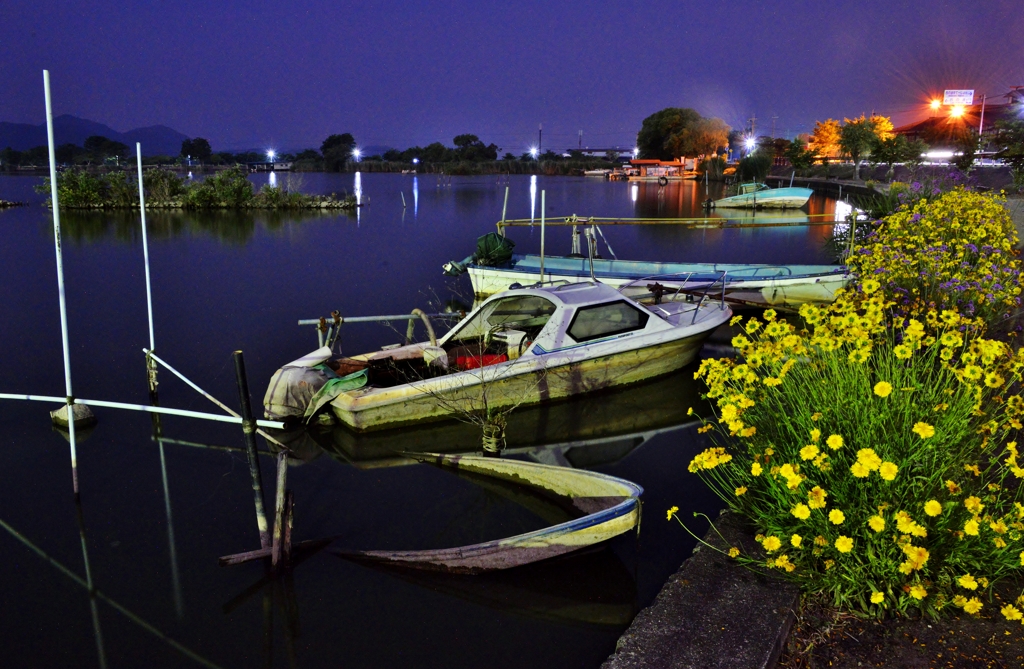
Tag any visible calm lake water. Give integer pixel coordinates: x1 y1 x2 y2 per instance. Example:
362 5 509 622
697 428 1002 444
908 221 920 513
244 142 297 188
0 172 840 668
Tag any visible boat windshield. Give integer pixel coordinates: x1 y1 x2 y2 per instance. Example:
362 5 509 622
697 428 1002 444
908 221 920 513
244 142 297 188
448 294 557 343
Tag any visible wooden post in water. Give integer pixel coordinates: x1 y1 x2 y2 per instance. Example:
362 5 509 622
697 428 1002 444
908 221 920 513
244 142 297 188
271 451 288 567
233 351 270 549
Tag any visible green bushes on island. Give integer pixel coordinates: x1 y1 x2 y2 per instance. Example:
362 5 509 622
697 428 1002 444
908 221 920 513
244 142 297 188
36 167 357 210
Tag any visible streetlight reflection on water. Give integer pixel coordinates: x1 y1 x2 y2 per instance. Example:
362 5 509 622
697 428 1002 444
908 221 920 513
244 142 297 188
268 171 277 188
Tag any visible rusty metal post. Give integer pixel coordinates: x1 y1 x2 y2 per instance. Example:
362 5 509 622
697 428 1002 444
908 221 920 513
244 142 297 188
233 351 270 549
271 452 288 567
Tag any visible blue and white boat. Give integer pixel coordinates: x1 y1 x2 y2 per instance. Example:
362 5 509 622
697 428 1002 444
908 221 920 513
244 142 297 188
713 182 813 209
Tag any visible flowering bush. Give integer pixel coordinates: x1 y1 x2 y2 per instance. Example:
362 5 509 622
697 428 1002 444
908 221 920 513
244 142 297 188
681 190 1024 620
850 189 1021 333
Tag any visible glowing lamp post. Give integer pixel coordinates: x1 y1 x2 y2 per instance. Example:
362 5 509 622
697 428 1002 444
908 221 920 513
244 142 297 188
745 137 756 155
530 147 539 159
352 148 362 162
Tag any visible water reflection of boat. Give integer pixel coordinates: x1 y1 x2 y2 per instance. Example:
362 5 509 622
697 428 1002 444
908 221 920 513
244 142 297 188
304 368 703 469
266 282 729 431
350 546 637 627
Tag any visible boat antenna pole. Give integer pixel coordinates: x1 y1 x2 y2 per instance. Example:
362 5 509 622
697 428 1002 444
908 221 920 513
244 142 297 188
539 190 545 283
137 143 158 399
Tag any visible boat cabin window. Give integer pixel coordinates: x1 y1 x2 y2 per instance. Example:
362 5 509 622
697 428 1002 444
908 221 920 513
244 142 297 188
566 300 649 343
448 295 557 343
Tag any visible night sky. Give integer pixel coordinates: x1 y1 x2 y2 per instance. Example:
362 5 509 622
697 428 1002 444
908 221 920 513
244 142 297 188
2 0 1022 152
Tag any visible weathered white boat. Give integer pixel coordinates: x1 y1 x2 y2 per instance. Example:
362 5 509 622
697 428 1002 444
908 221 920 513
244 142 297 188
713 183 813 209
336 453 643 572
461 254 850 308
264 282 730 431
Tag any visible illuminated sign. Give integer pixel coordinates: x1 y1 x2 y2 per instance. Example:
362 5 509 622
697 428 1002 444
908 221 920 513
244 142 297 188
943 90 974 105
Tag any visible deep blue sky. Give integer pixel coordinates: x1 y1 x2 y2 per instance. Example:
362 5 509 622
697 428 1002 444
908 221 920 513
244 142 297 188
2 0 1021 152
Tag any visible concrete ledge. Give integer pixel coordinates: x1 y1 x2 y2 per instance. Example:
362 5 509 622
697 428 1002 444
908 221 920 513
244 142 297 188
603 511 799 669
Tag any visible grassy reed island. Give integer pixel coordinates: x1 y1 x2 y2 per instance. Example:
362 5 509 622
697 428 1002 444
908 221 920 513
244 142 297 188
36 167 357 210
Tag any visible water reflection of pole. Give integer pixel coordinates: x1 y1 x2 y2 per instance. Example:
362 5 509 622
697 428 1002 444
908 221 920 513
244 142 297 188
75 496 108 669
158 431 185 618
43 70 80 495
529 175 537 222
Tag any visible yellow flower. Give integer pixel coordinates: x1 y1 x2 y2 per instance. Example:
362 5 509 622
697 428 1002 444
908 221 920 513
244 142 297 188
734 486 747 496
810 428 821 443
963 598 983 614
791 503 811 520
730 315 743 326
894 344 913 360
762 536 782 552
807 486 828 509
909 585 928 600
763 377 782 387
763 309 777 321
848 348 870 364
873 381 892 398
867 515 886 532
870 591 885 604
850 462 871 478
728 547 740 558
902 544 929 570
835 536 853 553
828 509 845 525
751 462 763 476
879 462 898 481
856 448 882 470
666 506 679 521
1002 604 1023 621
826 434 844 450
924 500 942 517
964 496 984 514
958 574 978 590
811 412 822 421
745 319 761 334
985 372 1004 388
800 444 820 461
963 364 983 381
964 519 980 536
946 480 962 494
862 278 880 294
791 534 802 548
912 422 936 439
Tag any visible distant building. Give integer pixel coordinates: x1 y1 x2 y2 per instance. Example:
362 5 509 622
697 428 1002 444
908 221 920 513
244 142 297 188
248 161 293 172
894 87 1024 148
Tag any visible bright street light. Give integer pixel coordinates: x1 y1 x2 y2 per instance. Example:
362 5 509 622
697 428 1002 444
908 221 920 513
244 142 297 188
352 148 362 160
930 99 941 110
744 137 756 150
632 147 639 158
267 150 276 162
950 105 965 118
412 157 419 164
530 147 538 158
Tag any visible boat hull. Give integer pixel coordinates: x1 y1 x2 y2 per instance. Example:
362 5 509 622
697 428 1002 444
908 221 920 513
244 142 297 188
329 320 720 431
713 186 813 209
467 256 850 307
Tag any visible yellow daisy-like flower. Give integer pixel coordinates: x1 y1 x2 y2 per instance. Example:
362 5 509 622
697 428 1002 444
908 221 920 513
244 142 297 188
924 500 942 517
870 591 885 604
873 381 892 398
856 448 882 470
744 319 761 334
909 585 928 600
730 315 743 326
963 598 983 614
893 344 913 360
810 428 821 443
963 364 983 381
834 536 853 553
728 547 740 558
791 503 811 520
763 377 782 387
850 461 871 478
751 462 763 476
984 372 1004 388
958 574 978 590
1002 604 1023 621
861 278 880 294
734 486 747 496
940 331 963 347
800 444 819 461
867 515 885 532
666 506 679 521
791 534 802 548
879 462 898 481
828 509 845 525
964 496 984 514
762 536 782 552
964 519 980 536
848 348 870 364
807 486 828 509
826 434 844 450
763 309 777 321
912 422 936 439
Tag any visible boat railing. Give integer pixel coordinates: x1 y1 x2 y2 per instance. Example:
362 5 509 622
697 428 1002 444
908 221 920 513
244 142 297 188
298 311 464 349
497 212 842 234
690 271 729 324
617 270 727 323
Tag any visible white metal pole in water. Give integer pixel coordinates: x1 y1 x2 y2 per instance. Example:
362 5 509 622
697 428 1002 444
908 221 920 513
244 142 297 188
136 144 156 353
500 186 509 233
539 190 545 282
44 70 79 494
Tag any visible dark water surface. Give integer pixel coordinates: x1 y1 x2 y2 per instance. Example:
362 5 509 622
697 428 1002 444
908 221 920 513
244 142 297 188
0 173 839 668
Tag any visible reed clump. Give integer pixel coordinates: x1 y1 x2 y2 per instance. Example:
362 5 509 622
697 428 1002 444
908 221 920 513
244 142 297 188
37 167 357 210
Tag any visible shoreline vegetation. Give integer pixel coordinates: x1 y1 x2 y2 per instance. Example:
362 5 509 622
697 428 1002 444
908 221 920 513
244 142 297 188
35 167 357 210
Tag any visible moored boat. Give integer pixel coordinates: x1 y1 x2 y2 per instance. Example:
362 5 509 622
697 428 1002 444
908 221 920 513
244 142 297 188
713 182 813 209
264 282 730 431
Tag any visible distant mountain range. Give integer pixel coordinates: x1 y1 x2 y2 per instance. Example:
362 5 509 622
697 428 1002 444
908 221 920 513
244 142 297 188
0 115 189 157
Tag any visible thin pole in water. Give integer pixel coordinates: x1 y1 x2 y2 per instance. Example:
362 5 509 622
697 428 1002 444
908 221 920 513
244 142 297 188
44 69 79 495
233 351 270 549
539 190 545 282
501 186 509 227
137 143 158 398
401 191 406 208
